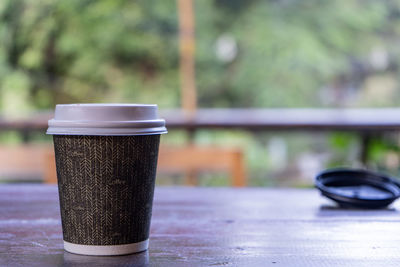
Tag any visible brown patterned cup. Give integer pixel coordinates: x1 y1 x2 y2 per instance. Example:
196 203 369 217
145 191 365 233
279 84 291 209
47 104 167 256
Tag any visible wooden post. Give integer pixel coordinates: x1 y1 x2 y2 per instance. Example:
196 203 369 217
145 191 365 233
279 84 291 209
178 0 197 183
232 150 247 187
177 0 197 114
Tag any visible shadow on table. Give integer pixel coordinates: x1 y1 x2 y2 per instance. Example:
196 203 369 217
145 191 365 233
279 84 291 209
62 250 149 267
317 204 399 217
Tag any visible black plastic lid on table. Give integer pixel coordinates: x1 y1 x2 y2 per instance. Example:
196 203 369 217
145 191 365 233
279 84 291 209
315 169 400 209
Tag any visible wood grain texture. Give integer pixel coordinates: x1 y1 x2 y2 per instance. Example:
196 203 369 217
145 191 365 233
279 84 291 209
1 185 400 266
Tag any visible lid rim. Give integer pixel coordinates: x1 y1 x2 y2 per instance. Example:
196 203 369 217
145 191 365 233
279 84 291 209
48 119 166 128
47 103 167 136
46 127 167 136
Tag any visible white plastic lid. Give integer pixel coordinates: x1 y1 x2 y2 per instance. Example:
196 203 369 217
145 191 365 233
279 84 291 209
46 104 167 136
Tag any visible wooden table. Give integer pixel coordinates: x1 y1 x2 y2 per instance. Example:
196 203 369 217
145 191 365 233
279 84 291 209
1 185 400 266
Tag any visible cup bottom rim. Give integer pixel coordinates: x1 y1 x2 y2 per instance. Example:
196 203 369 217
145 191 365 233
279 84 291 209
63 239 149 256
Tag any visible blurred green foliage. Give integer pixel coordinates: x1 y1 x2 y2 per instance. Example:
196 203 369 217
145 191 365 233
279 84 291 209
0 0 180 114
2 0 400 184
196 0 392 107
2 0 400 112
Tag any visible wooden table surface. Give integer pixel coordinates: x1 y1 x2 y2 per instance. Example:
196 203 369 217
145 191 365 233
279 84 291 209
1 185 400 266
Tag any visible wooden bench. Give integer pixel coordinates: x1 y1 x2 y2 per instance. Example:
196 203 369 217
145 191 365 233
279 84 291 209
0 145 53 182
158 145 246 187
0 144 247 187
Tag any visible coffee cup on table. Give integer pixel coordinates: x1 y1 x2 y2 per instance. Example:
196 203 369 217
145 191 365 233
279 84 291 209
47 104 167 256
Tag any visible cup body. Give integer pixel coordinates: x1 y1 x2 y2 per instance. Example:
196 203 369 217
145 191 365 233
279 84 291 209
47 104 166 256
53 134 160 255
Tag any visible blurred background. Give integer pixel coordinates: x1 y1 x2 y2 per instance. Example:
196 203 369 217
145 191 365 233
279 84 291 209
1 0 400 186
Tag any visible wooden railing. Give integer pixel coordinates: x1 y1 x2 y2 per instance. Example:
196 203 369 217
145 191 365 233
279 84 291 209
3 108 400 133
1 108 400 185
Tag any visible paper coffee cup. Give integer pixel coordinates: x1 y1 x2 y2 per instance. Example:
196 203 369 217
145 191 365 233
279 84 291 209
47 104 167 256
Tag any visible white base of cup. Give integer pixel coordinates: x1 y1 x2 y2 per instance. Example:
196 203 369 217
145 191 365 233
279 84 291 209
63 239 149 256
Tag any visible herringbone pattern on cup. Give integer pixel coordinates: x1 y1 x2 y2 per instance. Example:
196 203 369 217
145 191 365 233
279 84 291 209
53 135 160 245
